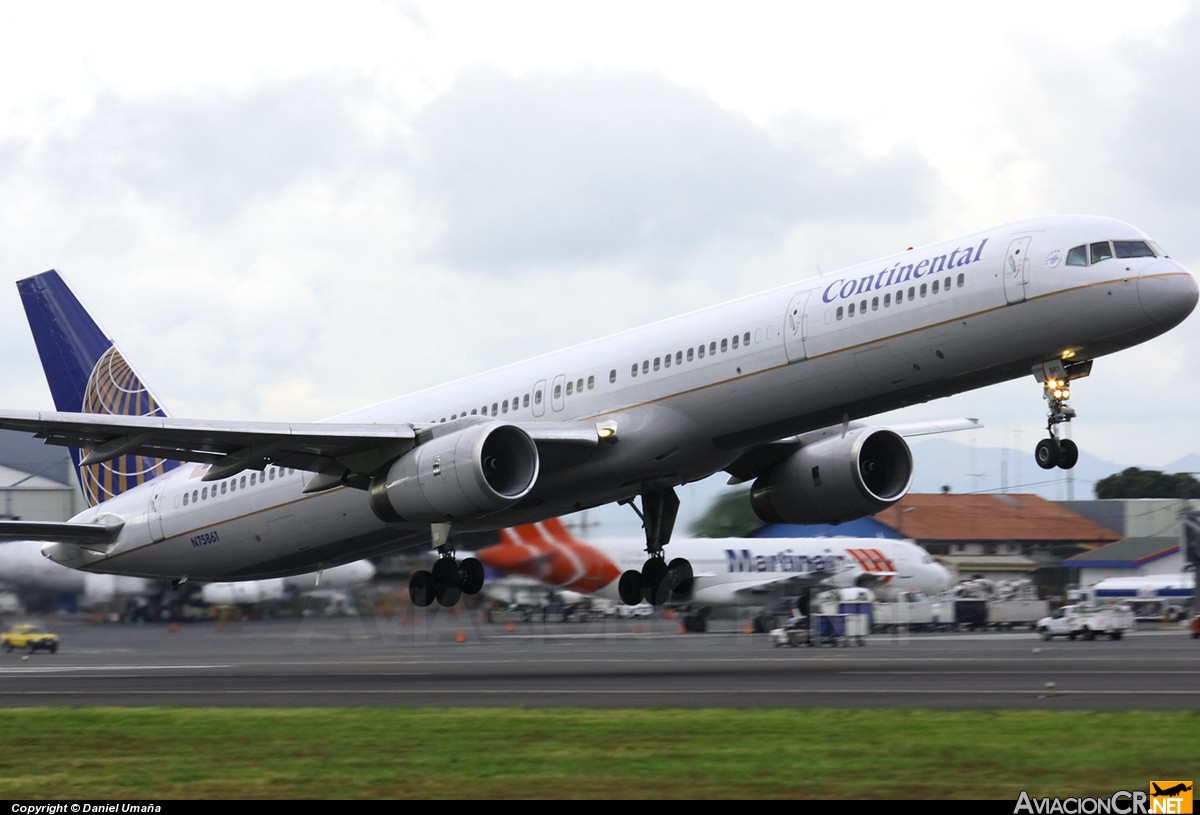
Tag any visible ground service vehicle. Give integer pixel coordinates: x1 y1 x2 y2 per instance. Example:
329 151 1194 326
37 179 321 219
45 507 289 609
1036 604 1134 641
1 623 59 653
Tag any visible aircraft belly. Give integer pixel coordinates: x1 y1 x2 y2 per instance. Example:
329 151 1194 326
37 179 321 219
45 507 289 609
105 487 428 581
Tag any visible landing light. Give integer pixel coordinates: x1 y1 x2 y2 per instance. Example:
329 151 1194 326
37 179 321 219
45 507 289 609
1061 349 1077 360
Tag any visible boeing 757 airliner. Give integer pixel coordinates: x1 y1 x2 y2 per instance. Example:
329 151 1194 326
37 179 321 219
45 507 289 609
0 215 1193 608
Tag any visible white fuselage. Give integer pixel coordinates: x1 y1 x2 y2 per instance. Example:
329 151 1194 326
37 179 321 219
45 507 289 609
480 530 952 606
50 215 1197 580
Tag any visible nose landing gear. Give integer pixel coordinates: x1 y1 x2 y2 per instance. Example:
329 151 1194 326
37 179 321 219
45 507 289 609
1032 358 1089 470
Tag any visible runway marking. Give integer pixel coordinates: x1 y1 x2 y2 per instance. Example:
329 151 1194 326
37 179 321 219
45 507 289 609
3 688 1200 697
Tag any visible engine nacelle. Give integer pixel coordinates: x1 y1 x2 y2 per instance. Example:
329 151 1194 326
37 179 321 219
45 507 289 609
369 422 539 524
750 428 913 525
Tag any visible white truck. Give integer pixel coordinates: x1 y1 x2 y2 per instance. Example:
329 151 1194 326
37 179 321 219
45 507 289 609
1035 603 1136 641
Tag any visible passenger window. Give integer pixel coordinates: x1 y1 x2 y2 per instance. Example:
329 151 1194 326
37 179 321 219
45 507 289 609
932 280 939 294
1090 242 1113 263
609 370 617 384
896 290 904 304
642 360 649 374
675 351 683 365
698 345 705 359
587 376 594 389
686 349 694 362
872 296 879 310
743 332 750 346
731 335 739 350
664 354 672 368
920 283 927 297
709 342 717 356
535 389 543 404
631 364 638 377
523 394 530 407
1066 245 1088 266
957 273 965 287
848 303 856 317
653 357 660 371
837 306 844 320
720 338 728 353
883 294 891 307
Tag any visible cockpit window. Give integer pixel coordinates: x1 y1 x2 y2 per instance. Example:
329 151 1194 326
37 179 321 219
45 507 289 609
1113 240 1155 259
1068 238 1163 267
1090 242 1113 263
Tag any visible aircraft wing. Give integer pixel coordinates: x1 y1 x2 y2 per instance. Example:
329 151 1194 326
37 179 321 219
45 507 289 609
0 409 604 490
723 417 981 483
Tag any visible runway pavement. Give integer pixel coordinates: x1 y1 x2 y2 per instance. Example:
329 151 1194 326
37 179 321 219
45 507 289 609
2 611 1198 710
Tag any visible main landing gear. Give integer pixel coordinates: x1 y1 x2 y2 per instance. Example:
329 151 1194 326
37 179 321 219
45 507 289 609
409 550 485 608
616 487 696 607
1031 357 1090 470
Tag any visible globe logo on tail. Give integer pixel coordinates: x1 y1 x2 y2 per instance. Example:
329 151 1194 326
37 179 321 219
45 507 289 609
78 346 176 506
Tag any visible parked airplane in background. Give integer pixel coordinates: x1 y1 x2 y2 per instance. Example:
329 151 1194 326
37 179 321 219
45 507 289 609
0 537 375 613
0 216 1193 611
476 518 952 629
1088 572 1195 601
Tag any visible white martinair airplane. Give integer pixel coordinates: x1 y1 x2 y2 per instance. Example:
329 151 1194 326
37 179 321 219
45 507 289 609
475 518 953 630
0 215 1193 609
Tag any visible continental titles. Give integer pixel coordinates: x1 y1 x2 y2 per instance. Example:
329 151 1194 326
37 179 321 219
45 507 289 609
821 238 989 304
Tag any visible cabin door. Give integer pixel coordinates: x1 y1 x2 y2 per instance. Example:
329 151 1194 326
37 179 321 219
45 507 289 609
784 291 811 362
1004 236 1032 304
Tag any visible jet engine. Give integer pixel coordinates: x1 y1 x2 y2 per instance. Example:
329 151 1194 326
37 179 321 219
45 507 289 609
750 428 913 525
369 422 539 524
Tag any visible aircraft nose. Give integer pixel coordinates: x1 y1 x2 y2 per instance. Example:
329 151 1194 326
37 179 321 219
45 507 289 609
1138 260 1198 329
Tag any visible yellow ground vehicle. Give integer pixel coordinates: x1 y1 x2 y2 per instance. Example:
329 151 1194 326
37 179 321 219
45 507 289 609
2 623 59 654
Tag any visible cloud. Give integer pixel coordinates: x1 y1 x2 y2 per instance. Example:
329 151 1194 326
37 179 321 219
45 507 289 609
24 73 386 229
411 67 939 271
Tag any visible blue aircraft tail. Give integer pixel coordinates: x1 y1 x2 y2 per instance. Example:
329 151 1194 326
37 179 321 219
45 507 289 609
17 270 180 506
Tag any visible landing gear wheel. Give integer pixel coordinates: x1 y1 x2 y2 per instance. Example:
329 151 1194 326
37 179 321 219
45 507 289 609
665 557 694 599
618 570 643 606
1035 438 1059 470
431 557 462 607
1056 438 1079 470
409 570 435 608
458 557 485 595
641 557 668 605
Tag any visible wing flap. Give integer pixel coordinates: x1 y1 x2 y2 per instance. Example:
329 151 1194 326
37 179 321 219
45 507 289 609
0 408 419 482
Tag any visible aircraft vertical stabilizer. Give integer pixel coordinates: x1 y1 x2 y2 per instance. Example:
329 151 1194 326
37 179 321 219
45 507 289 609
16 270 179 506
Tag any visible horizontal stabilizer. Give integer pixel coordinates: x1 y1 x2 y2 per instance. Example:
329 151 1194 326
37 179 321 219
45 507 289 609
0 518 124 549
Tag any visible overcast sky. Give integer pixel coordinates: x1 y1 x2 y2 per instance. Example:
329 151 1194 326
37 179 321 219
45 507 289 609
1 1 1197 514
